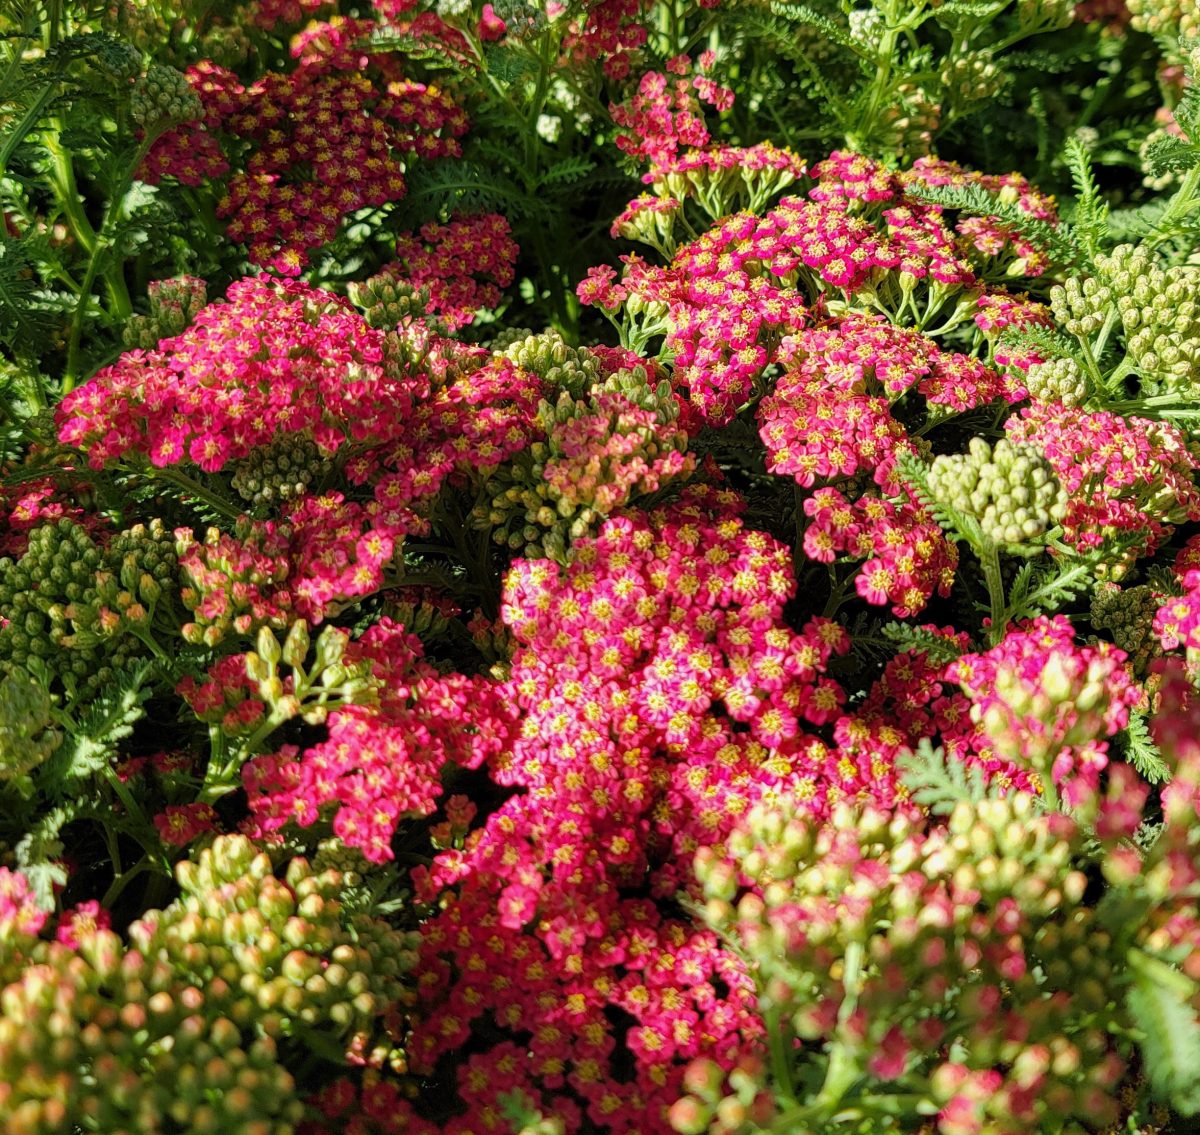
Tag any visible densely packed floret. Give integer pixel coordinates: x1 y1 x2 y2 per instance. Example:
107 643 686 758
926 437 1068 551
0 518 177 705
9 4 1200 1133
0 836 419 1134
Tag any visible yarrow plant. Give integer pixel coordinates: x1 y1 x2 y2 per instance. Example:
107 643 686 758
3 2 1200 1134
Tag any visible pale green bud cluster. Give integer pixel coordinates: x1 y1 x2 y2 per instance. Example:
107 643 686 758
502 331 603 395
1074 243 1200 396
1049 274 1111 338
130 64 202 131
0 519 164 704
1107 245 1200 392
878 82 941 157
198 19 254 67
384 589 455 641
91 37 143 84
0 670 62 784
242 623 375 730
348 273 436 330
488 326 537 354
66 519 180 649
311 837 370 887
1090 581 1163 673
123 277 208 350
1023 355 1090 407
0 835 420 1134
229 435 331 511
475 365 692 561
940 50 1004 103
683 792 1127 1135
614 197 682 252
1126 0 1200 37
927 437 1067 549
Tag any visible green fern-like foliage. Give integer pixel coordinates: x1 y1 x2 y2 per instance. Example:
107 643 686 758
37 660 156 794
394 159 558 229
896 738 1006 816
1062 136 1110 260
1008 557 1099 619
1127 949 1200 1116
880 621 969 663
1116 711 1171 785
0 235 61 353
902 180 1081 267
12 803 73 909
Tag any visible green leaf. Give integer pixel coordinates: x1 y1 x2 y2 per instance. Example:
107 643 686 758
994 320 1079 364
1013 557 1096 619
768 2 862 53
392 159 555 229
933 0 1009 14
903 181 1080 267
536 156 597 189
0 235 61 351
366 27 470 73
1107 200 1168 243
483 44 537 86
14 804 74 909
1127 949 1200 1115
880 621 968 663
1117 712 1170 785
1143 134 1200 178
897 739 1003 816
1172 52 1200 141
1004 560 1037 614
1063 136 1109 259
40 662 155 793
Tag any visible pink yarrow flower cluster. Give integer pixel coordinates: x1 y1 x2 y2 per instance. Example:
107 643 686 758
1005 402 1200 558
610 60 732 165
56 276 420 472
242 618 513 863
802 488 958 617
364 485 879 1133
762 307 1016 428
176 493 419 642
947 616 1139 807
0 867 47 947
585 151 1054 424
143 57 467 273
388 212 519 329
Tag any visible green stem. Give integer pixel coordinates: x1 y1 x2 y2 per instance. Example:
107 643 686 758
0 82 60 182
815 1041 863 1113
522 27 555 195
100 857 150 908
42 130 98 255
63 138 153 389
44 0 64 49
764 1002 796 1106
850 21 900 151
1153 163 1200 243
100 763 153 833
822 565 855 618
148 465 243 521
129 627 173 667
102 824 124 877
980 541 1007 643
